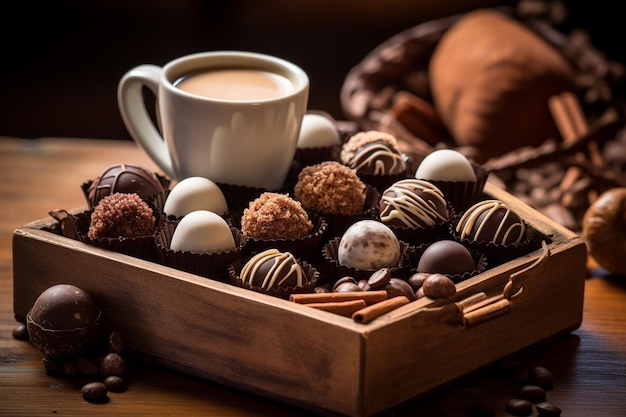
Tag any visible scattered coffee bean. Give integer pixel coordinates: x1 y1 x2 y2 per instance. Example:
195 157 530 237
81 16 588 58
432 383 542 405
63 359 79 378
407 272 428 292
12 324 29 341
76 356 99 377
81 382 108 403
518 384 546 403
100 353 128 378
505 398 532 416
104 375 127 392
107 331 125 354
530 366 554 390
422 274 456 299
42 357 63 376
385 278 416 301
368 268 391 289
334 281 361 292
332 276 357 291
536 401 562 416
357 280 371 291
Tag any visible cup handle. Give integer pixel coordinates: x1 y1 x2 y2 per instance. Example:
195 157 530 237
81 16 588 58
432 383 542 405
117 64 175 178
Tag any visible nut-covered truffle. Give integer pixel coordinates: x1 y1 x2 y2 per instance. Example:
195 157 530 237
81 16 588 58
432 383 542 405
294 161 366 215
456 199 526 245
87 164 165 207
241 192 313 240
379 179 448 228
338 220 401 270
88 193 156 239
239 249 307 290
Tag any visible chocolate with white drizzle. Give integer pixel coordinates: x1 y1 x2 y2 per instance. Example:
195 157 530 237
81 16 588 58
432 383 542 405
379 179 448 228
456 199 526 245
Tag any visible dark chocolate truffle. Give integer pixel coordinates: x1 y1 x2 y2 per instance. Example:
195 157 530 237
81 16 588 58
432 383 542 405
88 193 156 239
239 249 307 290
417 240 475 276
379 179 448 228
241 192 313 240
87 164 165 207
26 284 102 359
345 140 406 175
456 199 526 244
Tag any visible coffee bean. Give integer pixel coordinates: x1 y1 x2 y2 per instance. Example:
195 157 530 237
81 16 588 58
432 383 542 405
368 268 391 290
100 353 128 378
422 274 456 299
332 276 356 291
536 401 562 416
104 375 127 392
12 324 29 341
334 282 361 292
107 331 125 354
505 398 532 416
81 382 108 403
530 366 554 390
357 280 371 291
518 384 546 403
407 272 428 292
513 366 531 384
385 278 416 301
76 356 99 377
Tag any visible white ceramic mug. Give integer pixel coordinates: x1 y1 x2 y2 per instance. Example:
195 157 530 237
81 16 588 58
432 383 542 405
117 51 309 189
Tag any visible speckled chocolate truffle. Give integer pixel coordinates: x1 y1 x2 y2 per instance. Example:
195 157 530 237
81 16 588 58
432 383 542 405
338 220 401 270
88 193 156 239
379 179 448 228
294 161 366 215
26 284 102 359
417 240 475 276
87 164 165 207
241 192 313 240
456 199 526 245
239 249 307 290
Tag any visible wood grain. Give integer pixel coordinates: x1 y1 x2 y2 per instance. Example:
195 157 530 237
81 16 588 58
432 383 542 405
1 137 626 417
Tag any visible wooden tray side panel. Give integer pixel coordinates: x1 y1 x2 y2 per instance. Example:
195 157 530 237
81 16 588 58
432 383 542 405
360 238 587 416
12 229 363 417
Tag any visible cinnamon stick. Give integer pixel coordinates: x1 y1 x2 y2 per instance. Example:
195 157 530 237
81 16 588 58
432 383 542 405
290 290 388 306
352 296 410 324
305 300 367 317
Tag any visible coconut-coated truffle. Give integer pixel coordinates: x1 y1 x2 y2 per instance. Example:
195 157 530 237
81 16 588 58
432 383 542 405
88 193 156 239
241 192 313 240
294 161 366 215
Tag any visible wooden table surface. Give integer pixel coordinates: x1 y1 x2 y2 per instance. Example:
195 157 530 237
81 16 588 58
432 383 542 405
1 137 625 417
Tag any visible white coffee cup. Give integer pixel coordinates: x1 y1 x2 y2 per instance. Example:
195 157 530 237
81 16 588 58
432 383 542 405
117 51 309 189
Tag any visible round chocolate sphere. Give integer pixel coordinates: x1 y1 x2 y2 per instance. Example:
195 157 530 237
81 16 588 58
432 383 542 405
346 140 406 175
88 164 165 207
417 240 475 276
456 199 526 244
415 149 476 182
26 284 102 359
338 220 401 270
240 249 307 290
379 179 448 228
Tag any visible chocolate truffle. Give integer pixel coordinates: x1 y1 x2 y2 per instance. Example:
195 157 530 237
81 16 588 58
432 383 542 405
294 161 366 215
417 240 475 276
170 210 236 254
379 179 448 228
340 130 400 165
163 177 228 217
415 149 476 181
456 199 526 245
297 113 341 148
88 193 156 239
338 220 401 270
87 164 165 207
26 284 102 359
241 192 313 240
345 140 406 175
239 249 307 290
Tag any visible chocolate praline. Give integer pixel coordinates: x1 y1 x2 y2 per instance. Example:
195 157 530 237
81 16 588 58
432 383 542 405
87 164 165 207
346 140 406 175
379 179 448 228
456 199 526 245
417 240 475 276
240 249 307 290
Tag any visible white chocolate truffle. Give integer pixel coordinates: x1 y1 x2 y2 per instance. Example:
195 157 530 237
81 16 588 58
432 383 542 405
164 177 228 217
297 114 341 148
415 149 476 182
338 220 401 270
170 210 235 254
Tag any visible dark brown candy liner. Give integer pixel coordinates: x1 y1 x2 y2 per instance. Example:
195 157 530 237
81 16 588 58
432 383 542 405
294 144 342 169
419 163 490 213
317 185 381 240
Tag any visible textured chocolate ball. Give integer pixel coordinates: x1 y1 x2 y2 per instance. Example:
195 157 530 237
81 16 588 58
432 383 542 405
88 193 156 239
379 179 448 228
456 199 526 244
417 240 475 276
338 220 401 270
87 164 165 207
240 249 307 290
26 284 102 360
241 192 313 240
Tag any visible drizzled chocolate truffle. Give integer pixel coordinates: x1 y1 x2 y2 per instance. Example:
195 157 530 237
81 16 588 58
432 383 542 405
456 199 526 245
87 164 165 207
239 249 307 290
379 179 448 228
88 193 156 239
241 192 313 240
341 131 406 175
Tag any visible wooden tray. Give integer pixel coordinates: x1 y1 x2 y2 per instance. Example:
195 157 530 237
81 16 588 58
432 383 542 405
12 182 586 417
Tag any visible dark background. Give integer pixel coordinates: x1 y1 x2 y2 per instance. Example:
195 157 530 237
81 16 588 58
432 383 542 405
1 0 623 140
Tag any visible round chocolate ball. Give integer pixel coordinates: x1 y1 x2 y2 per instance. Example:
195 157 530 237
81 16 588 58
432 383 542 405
379 179 448 228
346 140 406 175
240 249 307 290
456 199 526 245
338 220 401 270
26 284 102 360
417 240 475 276
87 164 165 207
